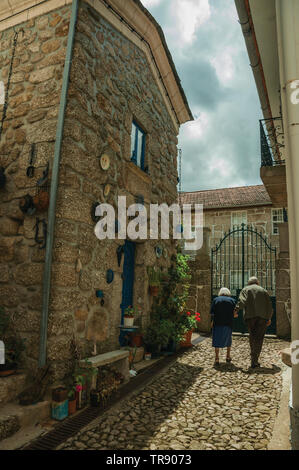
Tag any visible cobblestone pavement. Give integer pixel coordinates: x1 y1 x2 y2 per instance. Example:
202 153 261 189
58 336 289 451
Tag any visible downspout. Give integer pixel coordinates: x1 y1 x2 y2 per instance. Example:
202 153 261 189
276 0 299 449
234 0 273 120
38 0 79 367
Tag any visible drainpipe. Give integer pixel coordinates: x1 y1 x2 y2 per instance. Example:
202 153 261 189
38 0 79 367
276 0 299 449
234 0 273 121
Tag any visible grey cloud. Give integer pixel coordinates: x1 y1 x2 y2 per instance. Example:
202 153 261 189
143 0 263 191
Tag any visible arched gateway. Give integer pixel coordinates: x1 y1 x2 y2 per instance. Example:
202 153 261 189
211 223 277 334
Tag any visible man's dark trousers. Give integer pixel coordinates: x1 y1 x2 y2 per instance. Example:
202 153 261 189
245 317 268 366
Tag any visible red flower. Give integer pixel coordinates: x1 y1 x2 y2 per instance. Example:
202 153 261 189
187 311 191 316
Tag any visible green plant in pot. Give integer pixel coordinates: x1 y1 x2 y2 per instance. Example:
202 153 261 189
146 252 192 353
147 266 161 296
144 318 173 357
123 305 138 327
0 307 25 377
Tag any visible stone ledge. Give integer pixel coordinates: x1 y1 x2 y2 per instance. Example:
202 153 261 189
79 349 129 368
0 372 27 407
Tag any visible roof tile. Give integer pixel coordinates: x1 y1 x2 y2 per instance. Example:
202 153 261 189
179 185 271 209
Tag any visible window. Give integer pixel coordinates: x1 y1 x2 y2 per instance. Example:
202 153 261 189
231 211 247 235
272 208 285 235
230 270 250 291
131 121 146 170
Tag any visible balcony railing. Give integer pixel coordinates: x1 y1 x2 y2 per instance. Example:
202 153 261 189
260 117 285 167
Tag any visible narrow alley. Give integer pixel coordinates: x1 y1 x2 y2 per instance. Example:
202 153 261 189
58 337 289 451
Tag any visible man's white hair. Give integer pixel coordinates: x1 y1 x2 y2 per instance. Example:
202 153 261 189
248 276 259 285
218 287 231 296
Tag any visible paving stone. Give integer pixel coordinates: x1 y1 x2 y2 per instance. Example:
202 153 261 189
57 337 287 450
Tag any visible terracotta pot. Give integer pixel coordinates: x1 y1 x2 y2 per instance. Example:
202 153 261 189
180 330 193 347
130 334 143 348
68 398 77 415
149 285 159 296
52 387 68 402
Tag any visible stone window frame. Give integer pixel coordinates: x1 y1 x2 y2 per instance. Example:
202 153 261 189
130 120 146 171
271 208 285 235
231 210 247 235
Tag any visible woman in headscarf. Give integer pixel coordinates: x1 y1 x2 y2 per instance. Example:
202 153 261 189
210 287 238 365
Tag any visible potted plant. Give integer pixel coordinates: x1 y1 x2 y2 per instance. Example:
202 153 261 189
123 305 138 327
147 267 161 296
0 307 25 377
179 311 201 347
144 319 173 358
52 386 68 402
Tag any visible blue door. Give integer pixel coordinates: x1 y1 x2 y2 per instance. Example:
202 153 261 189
120 241 136 324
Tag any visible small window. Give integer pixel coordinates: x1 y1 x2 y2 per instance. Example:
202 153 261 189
272 208 285 235
131 121 145 170
231 211 247 235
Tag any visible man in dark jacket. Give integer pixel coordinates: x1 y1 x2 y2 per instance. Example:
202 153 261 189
235 277 273 368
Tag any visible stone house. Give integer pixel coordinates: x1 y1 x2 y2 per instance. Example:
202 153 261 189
180 184 290 338
0 0 192 382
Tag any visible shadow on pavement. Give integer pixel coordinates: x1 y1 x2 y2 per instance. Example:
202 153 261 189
243 364 281 375
213 362 244 373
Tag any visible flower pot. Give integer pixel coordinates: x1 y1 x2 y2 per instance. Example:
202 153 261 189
68 398 77 415
180 330 193 347
52 387 68 402
149 285 159 296
130 334 143 348
123 316 134 327
144 352 152 360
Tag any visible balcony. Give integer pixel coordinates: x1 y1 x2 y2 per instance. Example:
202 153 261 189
260 117 288 207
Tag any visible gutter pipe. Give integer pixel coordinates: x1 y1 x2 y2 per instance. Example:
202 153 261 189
38 0 79 367
234 0 273 121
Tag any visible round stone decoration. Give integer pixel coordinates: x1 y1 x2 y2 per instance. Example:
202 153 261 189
100 154 110 171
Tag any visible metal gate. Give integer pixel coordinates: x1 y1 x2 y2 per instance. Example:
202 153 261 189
211 223 277 334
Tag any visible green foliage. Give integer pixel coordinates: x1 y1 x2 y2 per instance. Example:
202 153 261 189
147 266 162 286
124 305 138 317
144 252 193 349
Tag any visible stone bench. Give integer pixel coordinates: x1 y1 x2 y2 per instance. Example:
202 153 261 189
79 349 130 389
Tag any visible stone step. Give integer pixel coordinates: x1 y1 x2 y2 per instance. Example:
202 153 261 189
0 372 27 407
0 400 50 446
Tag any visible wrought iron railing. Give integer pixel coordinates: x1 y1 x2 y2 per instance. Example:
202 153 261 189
260 117 285 166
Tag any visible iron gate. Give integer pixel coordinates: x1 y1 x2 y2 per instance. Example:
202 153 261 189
211 223 277 334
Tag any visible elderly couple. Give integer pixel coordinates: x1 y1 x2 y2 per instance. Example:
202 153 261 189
210 277 273 368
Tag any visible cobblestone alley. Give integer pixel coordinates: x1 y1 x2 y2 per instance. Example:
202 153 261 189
58 336 289 451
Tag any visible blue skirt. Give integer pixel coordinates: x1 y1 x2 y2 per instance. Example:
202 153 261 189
212 326 232 348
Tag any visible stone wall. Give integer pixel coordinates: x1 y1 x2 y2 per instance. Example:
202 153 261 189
0 6 71 373
0 2 180 381
203 206 280 252
276 223 291 339
50 3 179 379
185 228 211 334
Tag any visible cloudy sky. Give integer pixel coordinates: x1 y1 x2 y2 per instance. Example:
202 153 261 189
142 0 263 192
